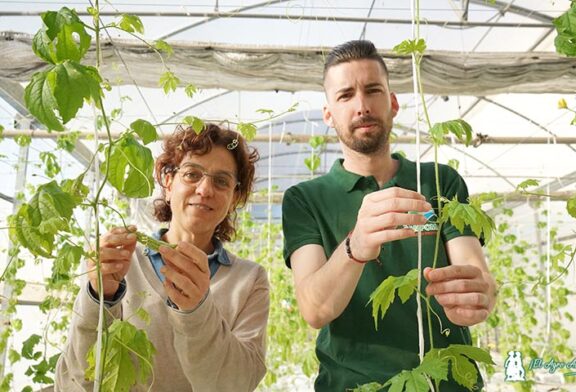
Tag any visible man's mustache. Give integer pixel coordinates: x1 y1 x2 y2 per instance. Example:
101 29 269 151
350 116 383 130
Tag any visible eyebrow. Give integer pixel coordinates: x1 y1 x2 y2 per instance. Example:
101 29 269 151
335 82 385 95
179 162 236 178
364 82 385 89
335 86 354 96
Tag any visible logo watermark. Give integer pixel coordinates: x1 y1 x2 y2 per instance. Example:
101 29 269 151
529 357 576 375
505 351 526 381
504 350 576 382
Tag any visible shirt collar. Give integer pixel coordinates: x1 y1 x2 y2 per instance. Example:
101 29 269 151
146 228 231 266
328 152 415 192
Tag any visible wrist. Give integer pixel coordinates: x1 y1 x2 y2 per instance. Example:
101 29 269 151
345 231 372 264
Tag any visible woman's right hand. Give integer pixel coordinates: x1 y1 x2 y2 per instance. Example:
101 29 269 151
88 226 137 300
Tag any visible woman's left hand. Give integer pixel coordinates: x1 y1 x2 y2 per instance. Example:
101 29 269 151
159 242 210 311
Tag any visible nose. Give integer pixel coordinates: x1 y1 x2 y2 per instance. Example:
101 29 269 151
195 175 215 197
356 94 370 116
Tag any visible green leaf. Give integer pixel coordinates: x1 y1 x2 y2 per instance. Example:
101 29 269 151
350 382 384 392
159 71 180 94
130 119 158 145
24 68 63 131
393 38 427 55
61 173 89 204
447 159 460 171
0 124 4 141
383 369 429 392
256 108 274 115
15 135 32 147
420 351 449 382
118 14 144 34
516 179 540 192
53 243 83 277
86 320 155 391
33 7 92 64
52 61 103 123
309 135 326 149
304 154 321 172
30 181 76 234
237 122 257 141
110 108 123 120
436 345 494 390
554 4 576 57
154 39 174 57
102 135 155 198
566 195 576 219
25 61 102 130
396 269 419 303
39 151 61 178
429 119 473 147
182 116 205 134
56 131 80 152
8 349 21 364
21 334 42 360
136 308 151 325
9 181 78 257
368 269 419 329
9 209 53 258
184 83 197 98
440 197 495 242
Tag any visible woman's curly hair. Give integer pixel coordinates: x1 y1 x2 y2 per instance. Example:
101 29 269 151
154 123 259 242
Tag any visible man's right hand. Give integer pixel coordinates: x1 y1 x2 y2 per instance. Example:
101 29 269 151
88 226 137 300
348 187 432 261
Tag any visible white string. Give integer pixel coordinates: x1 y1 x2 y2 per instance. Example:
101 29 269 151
410 0 425 363
267 121 273 258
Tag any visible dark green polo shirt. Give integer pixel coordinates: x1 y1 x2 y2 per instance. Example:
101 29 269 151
282 153 482 392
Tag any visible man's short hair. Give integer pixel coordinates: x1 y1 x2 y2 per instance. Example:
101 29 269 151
323 40 388 81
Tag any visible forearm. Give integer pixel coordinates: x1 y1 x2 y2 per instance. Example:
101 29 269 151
293 241 365 329
55 284 123 390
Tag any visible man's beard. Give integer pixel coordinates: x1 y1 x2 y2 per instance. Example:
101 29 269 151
335 115 391 154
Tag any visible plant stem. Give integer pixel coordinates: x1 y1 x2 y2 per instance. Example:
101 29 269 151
91 2 113 389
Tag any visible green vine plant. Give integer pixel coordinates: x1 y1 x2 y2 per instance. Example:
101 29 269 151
0 4 295 391
304 135 328 174
230 204 318 389
352 8 496 392
471 192 575 392
353 3 576 390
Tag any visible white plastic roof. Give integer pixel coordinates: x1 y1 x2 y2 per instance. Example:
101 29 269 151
0 1 575 389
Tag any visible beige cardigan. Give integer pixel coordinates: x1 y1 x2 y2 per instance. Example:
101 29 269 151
55 245 269 391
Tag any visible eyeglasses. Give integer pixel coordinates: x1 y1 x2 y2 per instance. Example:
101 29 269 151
173 163 239 191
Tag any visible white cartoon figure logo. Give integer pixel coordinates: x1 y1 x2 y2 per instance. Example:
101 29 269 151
504 351 526 381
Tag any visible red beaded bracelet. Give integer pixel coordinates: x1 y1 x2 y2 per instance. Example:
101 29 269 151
345 232 371 264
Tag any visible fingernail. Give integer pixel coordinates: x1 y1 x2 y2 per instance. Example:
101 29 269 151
116 263 123 269
126 233 136 240
121 250 130 257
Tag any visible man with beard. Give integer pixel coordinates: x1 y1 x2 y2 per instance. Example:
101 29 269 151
281 40 496 391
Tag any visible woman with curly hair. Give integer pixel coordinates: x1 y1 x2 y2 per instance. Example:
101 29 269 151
56 124 269 391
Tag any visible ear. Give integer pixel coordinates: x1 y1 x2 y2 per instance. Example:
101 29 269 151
229 189 240 213
164 173 174 201
390 92 400 118
322 105 334 128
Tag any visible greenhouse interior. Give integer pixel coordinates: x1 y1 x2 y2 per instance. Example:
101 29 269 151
0 0 575 391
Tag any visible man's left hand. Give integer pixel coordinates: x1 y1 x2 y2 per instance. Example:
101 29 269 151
424 265 492 327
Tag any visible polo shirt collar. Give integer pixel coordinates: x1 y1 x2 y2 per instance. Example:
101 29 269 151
329 152 416 192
